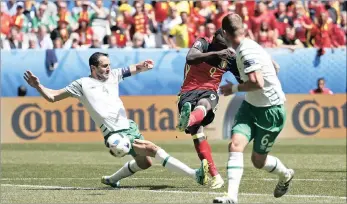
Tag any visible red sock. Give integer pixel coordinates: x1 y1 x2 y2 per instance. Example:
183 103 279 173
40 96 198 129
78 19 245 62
194 139 219 177
189 107 205 127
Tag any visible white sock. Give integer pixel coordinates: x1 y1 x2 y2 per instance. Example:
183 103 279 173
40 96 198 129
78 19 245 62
155 148 196 179
109 160 143 183
262 155 288 177
227 152 244 202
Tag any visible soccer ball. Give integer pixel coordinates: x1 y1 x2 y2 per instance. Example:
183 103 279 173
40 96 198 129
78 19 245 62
107 133 131 157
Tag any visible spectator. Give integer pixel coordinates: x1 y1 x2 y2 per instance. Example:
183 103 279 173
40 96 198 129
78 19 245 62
131 32 144 48
90 0 111 43
18 85 27 97
58 1 77 31
251 1 278 41
240 6 252 31
293 2 313 47
311 12 334 48
266 0 277 11
168 12 192 49
190 3 206 26
325 1 339 24
37 26 54 49
1 2 11 39
77 19 94 46
2 27 25 50
111 20 128 48
152 1 169 25
162 5 181 46
28 36 38 49
75 1 92 24
277 27 304 51
90 35 102 48
50 13 72 44
143 27 156 48
32 3 57 33
7 0 20 16
195 1 214 22
196 24 206 38
331 12 347 47
258 21 276 48
130 1 149 36
340 11 347 33
212 1 229 29
240 6 255 40
275 1 293 37
205 23 216 41
108 35 118 48
11 2 29 33
53 37 63 49
37 0 58 18
310 78 333 95
23 0 36 24
72 0 83 17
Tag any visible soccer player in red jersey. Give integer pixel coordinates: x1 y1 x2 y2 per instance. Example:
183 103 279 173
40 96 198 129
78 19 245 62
176 29 238 189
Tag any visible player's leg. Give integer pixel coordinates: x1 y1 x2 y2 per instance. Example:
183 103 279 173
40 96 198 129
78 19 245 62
101 120 151 187
251 105 294 198
213 102 253 204
132 139 209 185
178 92 216 131
189 125 223 189
101 152 150 188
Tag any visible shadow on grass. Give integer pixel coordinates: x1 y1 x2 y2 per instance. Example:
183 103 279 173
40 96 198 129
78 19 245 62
24 185 176 191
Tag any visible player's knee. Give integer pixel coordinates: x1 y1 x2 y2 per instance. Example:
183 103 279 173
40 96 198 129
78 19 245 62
228 134 248 152
137 159 152 169
228 139 245 152
251 153 267 169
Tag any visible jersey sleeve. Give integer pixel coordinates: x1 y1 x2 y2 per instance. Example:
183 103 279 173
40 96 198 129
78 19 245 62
239 47 262 74
191 38 209 52
112 67 132 82
64 79 83 98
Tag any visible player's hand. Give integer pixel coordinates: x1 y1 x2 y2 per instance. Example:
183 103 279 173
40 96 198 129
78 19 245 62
220 79 234 96
215 48 235 61
24 70 40 88
137 59 154 71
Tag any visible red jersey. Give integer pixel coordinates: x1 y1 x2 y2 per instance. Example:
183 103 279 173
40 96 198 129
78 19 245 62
154 2 169 23
1 13 11 36
180 38 236 93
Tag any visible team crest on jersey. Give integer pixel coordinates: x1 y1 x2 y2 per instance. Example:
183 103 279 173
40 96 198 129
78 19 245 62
220 60 227 69
193 41 202 48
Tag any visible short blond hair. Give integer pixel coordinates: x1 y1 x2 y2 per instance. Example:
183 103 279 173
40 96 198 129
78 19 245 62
222 13 244 36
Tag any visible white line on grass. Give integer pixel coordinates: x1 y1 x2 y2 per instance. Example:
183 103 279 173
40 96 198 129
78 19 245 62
2 184 346 200
1 177 346 182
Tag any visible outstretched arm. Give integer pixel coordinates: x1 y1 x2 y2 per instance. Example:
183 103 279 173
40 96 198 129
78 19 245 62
24 70 70 103
113 59 155 81
129 59 154 75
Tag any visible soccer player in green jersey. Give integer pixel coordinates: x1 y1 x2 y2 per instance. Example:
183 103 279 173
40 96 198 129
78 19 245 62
213 14 294 204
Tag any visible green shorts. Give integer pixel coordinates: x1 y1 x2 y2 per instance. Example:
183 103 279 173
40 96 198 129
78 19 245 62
231 101 286 154
104 119 144 157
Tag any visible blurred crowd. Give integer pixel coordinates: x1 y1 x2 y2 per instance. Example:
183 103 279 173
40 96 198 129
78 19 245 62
1 0 346 50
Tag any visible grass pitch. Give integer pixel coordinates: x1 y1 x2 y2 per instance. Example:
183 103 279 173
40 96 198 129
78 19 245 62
1 138 346 203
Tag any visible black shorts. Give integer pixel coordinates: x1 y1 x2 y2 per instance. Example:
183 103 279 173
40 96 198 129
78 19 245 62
178 90 219 134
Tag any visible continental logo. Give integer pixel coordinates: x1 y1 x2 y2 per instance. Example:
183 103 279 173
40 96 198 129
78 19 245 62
292 100 346 135
11 103 176 140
